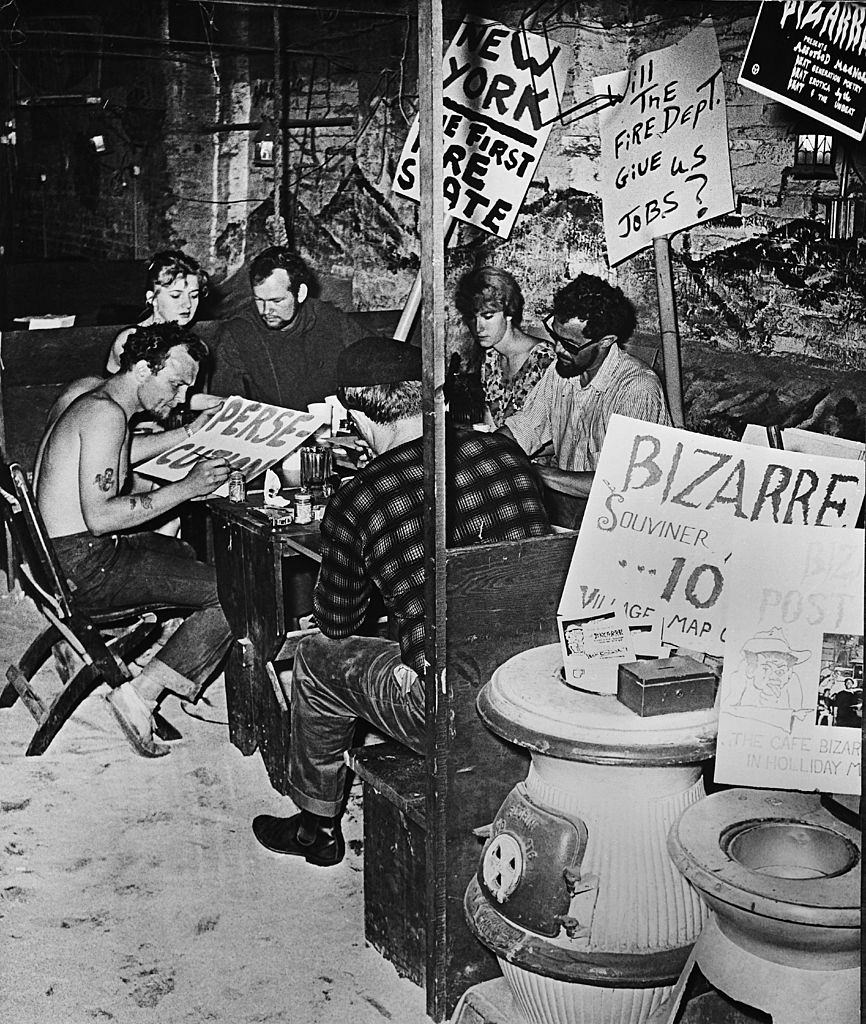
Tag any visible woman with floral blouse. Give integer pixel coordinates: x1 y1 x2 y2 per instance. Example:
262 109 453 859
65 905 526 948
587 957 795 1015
455 266 555 427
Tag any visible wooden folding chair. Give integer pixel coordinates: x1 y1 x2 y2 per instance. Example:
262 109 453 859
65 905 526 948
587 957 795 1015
0 459 188 755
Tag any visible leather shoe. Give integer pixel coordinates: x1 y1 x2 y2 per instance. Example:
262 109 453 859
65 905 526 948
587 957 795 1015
252 812 345 867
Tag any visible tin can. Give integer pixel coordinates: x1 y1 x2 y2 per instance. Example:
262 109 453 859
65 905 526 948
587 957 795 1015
228 470 245 502
294 489 313 524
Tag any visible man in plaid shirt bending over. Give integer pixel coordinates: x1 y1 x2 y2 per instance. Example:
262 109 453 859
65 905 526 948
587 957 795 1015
252 337 551 866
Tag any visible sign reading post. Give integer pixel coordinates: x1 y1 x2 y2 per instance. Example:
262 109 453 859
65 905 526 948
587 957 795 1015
739 1 866 141
558 415 865 660
716 520 862 795
393 17 570 239
593 22 735 266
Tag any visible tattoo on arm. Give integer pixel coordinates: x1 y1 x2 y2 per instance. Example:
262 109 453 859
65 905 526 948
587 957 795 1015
94 468 115 492
128 494 154 512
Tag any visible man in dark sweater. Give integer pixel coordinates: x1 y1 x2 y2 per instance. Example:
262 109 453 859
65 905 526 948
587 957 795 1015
210 246 365 409
252 338 551 866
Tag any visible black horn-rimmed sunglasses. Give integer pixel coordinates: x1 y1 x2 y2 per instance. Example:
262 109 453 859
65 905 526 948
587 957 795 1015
541 314 598 355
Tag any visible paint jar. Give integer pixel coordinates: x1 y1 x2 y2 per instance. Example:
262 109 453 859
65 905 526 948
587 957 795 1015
228 470 246 502
294 490 313 524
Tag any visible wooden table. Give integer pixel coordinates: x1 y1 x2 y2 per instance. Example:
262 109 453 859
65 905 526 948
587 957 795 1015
209 495 322 793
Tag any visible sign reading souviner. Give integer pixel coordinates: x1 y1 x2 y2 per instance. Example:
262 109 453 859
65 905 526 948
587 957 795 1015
393 17 570 239
738 1 866 141
559 415 865 658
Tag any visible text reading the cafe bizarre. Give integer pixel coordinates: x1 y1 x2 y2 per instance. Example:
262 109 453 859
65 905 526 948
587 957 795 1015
136 395 326 493
716 520 862 795
593 22 735 266
393 16 570 239
739 1 866 141
558 415 864 658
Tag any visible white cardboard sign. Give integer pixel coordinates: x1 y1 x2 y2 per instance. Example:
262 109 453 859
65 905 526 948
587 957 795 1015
136 395 327 496
715 520 862 795
593 22 735 266
558 415 865 658
393 16 570 239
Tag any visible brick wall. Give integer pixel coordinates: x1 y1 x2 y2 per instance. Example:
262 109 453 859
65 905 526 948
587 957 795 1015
5 1 865 374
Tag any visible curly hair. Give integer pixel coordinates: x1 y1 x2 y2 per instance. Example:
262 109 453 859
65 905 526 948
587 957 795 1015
454 266 524 326
119 322 209 374
249 246 314 295
552 273 636 343
337 381 422 424
146 250 209 296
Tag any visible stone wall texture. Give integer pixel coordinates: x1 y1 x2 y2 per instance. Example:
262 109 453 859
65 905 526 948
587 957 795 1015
5 1 865 439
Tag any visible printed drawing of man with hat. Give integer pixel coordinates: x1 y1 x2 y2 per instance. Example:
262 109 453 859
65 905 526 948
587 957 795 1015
725 626 813 733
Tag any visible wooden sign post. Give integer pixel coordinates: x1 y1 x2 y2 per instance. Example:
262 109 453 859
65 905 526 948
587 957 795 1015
594 21 736 424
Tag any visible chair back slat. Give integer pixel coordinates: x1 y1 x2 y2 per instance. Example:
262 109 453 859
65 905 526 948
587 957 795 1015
0 459 75 620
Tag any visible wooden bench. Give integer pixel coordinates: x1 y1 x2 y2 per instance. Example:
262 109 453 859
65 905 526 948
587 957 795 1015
347 530 579 1021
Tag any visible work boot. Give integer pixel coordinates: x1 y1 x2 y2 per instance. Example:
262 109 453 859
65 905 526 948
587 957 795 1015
105 682 170 758
252 811 345 867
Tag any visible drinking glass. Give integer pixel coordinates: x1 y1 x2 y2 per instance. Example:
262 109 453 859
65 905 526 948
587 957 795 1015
299 443 333 493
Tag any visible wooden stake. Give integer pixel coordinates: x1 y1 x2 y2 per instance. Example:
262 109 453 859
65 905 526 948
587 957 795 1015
653 235 685 428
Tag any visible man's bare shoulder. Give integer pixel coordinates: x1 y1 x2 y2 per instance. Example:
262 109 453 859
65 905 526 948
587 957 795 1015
58 387 128 437
46 376 105 429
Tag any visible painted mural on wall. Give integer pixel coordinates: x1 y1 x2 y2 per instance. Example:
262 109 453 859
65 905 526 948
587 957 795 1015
4 1 865 444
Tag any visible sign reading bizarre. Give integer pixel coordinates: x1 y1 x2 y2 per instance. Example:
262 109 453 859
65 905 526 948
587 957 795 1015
393 16 570 239
136 396 327 497
738 0 866 141
558 415 865 658
593 21 735 266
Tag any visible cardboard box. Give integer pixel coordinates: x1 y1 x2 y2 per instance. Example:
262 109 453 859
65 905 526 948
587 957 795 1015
617 656 718 717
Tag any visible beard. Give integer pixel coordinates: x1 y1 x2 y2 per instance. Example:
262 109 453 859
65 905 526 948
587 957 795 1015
555 356 584 379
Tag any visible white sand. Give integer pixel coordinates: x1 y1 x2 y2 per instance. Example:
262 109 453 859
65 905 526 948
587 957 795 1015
0 591 431 1024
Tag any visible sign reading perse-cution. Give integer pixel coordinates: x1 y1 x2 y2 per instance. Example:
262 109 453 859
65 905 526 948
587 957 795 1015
559 415 865 657
738 1 866 141
136 396 327 496
393 16 570 239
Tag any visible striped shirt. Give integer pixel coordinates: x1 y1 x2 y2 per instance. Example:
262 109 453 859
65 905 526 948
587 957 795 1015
505 343 671 471
314 429 551 674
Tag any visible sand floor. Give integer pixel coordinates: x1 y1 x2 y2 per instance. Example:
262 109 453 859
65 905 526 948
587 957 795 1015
0 589 432 1024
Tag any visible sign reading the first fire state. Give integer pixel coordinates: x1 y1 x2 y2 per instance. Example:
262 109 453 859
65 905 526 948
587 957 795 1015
392 17 570 239
738 1 866 141
558 415 865 658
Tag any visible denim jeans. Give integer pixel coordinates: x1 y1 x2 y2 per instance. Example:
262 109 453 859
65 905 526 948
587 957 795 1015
53 530 232 700
287 632 424 817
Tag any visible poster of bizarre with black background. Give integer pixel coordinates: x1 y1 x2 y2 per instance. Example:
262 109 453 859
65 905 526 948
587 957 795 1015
738 1 866 140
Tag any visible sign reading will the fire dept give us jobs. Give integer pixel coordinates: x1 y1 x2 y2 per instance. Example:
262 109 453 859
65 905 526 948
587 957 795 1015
739 1 866 141
592 22 735 266
392 17 570 239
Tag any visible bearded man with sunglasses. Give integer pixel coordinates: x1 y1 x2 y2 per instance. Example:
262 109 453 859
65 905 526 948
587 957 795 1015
499 273 671 528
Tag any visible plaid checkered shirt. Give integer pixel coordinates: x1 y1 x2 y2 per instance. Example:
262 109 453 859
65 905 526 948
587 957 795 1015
314 428 551 675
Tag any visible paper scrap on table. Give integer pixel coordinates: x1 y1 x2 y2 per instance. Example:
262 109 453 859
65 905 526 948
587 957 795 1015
264 468 290 507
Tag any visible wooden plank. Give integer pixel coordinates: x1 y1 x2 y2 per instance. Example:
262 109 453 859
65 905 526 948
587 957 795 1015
417 0 447 1017
438 532 579 1015
361 788 427 986
347 741 426 827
